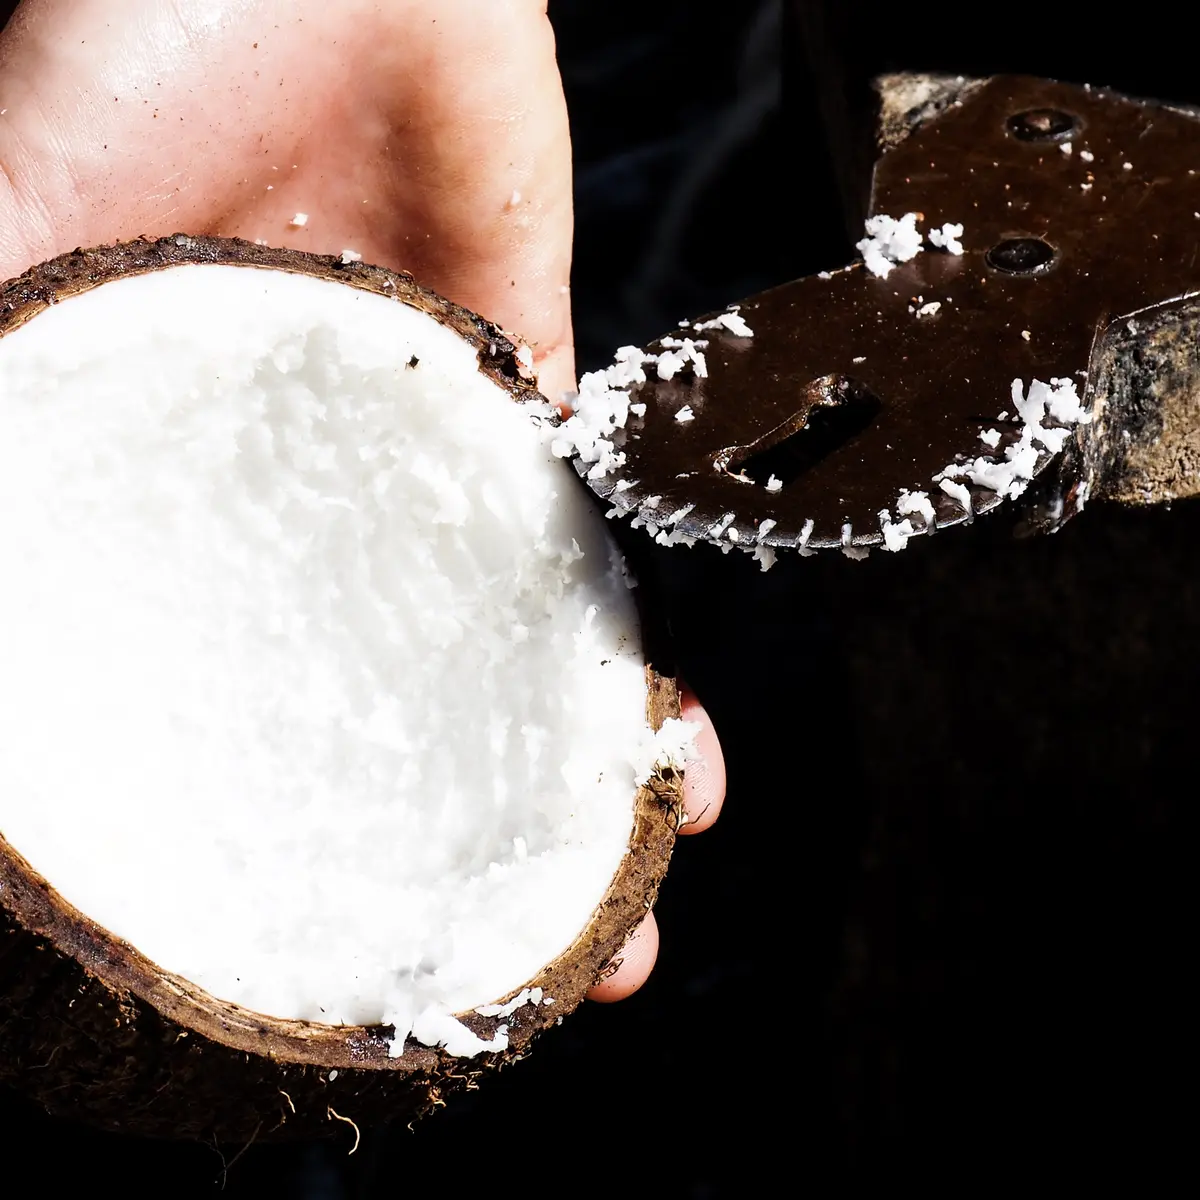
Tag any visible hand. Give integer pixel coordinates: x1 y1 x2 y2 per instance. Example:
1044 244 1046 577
0 0 727 1001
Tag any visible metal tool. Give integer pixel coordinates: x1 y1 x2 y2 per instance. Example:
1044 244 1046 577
576 75 1200 556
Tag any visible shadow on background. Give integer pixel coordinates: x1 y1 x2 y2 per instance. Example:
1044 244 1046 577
1 0 1194 1191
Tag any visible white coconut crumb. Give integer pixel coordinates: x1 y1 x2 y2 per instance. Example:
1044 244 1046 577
817 271 833 280
1123 162 1133 171
1080 149 1095 162
727 526 740 543
752 544 777 572
931 376 1090 510
629 403 646 417
1045 378 1091 424
997 411 1009 421
549 347 647 479
674 405 694 423
340 249 363 264
289 212 308 227
916 301 941 318
979 428 1002 448
508 190 522 208
654 528 698 549
1021 330 1031 341
896 489 936 527
693 311 754 338
878 508 916 552
798 518 815 548
634 717 701 786
1060 141 1073 156
1080 183 1093 192
708 511 736 539
841 522 853 547
765 474 783 493
856 212 924 278
939 478 973 515
842 546 870 561
254 238 269 246
409 1009 509 1058
475 986 542 1019
515 344 535 374
756 518 777 541
927 222 965 255
852 356 866 364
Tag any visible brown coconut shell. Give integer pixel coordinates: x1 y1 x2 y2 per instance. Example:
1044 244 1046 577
0 235 684 1142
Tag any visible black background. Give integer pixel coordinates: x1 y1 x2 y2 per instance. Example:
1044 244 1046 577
1 2 1196 1192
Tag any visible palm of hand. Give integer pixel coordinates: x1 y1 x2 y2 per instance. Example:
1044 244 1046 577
0 0 575 392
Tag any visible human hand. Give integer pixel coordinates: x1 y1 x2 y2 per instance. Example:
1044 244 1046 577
0 0 726 1000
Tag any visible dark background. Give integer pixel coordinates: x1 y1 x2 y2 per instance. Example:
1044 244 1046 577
2 1 1196 1192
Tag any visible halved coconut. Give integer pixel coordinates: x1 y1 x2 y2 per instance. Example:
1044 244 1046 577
0 237 690 1141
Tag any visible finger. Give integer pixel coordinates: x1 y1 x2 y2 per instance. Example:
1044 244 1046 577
585 911 658 1003
678 687 726 835
372 6 576 399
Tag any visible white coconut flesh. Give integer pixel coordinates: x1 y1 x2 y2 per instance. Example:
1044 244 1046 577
0 264 692 1057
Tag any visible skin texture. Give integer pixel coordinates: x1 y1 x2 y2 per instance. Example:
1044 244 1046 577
0 0 726 1002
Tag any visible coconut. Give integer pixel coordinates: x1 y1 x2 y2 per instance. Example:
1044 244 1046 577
0 236 689 1141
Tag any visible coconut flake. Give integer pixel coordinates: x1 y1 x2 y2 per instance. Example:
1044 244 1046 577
896 489 936 527
634 718 701 786
929 378 1088 509
340 249 363 264
475 987 539 1018
693 311 754 338
411 1008 508 1058
857 212 924 278
927 222 965 255
289 212 308 227
939 478 973 515
878 508 916 552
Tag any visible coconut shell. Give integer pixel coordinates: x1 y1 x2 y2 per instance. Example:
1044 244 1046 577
0 236 684 1141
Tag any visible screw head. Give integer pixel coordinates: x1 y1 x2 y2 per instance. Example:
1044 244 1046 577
1006 108 1081 143
986 237 1057 274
